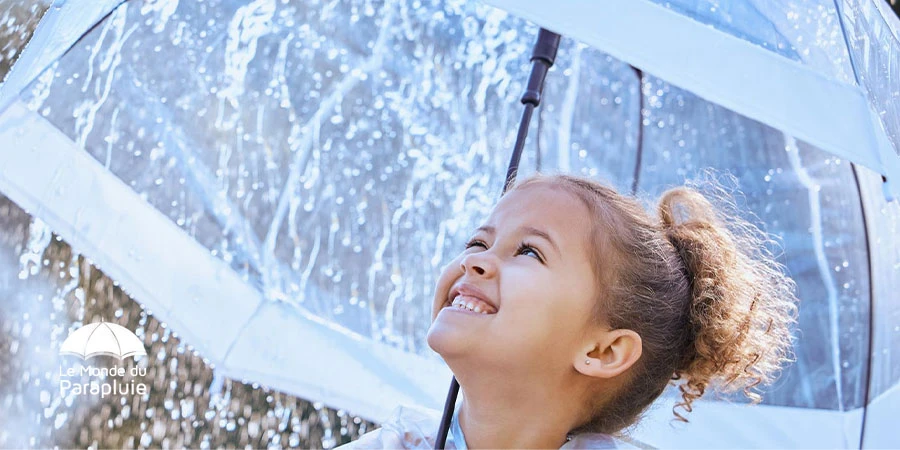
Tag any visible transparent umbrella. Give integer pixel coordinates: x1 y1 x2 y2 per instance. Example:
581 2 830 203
0 0 898 448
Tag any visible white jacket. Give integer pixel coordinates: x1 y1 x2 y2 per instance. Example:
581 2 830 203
337 403 638 449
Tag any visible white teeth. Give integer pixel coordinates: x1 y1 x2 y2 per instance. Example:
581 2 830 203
447 295 495 314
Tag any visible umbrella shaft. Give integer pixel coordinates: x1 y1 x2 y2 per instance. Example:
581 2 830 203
505 103 536 193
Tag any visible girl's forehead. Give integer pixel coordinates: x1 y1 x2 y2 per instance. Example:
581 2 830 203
485 185 592 243
495 183 585 216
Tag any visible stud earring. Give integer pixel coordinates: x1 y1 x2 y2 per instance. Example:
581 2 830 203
585 359 591 365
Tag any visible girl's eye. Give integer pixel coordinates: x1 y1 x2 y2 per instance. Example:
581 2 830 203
463 239 543 262
517 242 542 260
464 239 486 249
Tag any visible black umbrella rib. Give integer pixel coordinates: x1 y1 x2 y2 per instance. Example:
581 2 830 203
851 162 876 449
630 67 645 196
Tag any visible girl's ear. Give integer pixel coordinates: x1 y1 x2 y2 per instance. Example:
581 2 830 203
575 329 642 379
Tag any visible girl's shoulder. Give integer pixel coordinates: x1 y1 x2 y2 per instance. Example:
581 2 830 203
335 404 443 450
563 432 644 449
337 404 644 449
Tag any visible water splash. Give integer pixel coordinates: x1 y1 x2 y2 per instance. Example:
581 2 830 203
18 218 53 280
73 5 137 150
219 0 277 108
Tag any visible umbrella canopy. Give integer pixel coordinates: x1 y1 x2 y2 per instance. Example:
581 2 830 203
0 0 898 448
484 0 900 203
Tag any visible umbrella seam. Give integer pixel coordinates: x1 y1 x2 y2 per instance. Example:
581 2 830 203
103 322 123 357
82 321 105 358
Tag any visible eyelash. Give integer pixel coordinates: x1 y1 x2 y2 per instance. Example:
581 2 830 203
464 239 543 262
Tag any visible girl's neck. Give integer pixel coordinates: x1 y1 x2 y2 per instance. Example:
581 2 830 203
454 374 581 449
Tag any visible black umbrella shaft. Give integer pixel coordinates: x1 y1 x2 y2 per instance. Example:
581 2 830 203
504 103 536 193
435 27 561 450
505 29 561 192
433 378 459 449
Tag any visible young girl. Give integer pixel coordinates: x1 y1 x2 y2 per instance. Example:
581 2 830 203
340 171 799 449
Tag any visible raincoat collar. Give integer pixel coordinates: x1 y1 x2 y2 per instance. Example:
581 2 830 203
448 402 631 449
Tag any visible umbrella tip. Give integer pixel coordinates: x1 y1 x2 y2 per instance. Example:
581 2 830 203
882 175 896 202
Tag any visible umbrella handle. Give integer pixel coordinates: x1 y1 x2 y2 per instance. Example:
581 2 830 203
434 27 561 450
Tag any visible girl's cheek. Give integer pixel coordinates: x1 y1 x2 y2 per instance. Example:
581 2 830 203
435 256 463 293
445 254 466 277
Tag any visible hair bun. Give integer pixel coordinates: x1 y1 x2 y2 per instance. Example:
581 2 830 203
659 187 719 230
656 182 798 421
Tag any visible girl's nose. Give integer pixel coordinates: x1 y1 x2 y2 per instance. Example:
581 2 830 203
460 253 491 276
460 261 485 275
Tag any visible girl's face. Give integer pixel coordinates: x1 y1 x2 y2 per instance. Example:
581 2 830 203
427 183 601 372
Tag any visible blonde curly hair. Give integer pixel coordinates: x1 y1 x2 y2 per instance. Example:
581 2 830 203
506 169 800 436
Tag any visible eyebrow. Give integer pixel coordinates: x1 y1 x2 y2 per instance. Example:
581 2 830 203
475 225 561 256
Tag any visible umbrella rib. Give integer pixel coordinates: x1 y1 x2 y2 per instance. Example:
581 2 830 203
830 0 862 85
850 162 875 449
630 67 644 196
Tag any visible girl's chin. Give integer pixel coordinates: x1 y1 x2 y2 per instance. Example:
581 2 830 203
426 320 471 355
426 314 495 357
425 325 451 356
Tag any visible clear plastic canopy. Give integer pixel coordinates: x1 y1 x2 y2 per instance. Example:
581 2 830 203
0 0 898 448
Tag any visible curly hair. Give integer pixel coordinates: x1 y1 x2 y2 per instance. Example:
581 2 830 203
505 169 800 436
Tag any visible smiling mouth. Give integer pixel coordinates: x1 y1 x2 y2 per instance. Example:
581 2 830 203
443 295 497 315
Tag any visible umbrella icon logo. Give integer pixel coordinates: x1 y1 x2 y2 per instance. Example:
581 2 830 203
59 320 147 360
